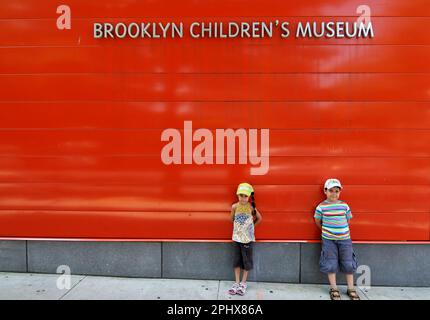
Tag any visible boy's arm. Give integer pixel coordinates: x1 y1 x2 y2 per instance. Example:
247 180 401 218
253 208 263 226
346 204 353 224
314 218 322 230
314 205 323 230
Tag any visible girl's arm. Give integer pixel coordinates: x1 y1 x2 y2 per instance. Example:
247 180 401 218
231 204 237 222
253 208 263 226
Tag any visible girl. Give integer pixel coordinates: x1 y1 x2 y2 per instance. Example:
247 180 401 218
228 182 263 296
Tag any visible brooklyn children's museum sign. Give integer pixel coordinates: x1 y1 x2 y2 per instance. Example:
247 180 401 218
93 20 375 39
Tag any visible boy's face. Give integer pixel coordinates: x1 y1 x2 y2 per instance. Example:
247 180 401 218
324 187 341 202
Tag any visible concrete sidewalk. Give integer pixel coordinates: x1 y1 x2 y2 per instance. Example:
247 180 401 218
1 272 429 300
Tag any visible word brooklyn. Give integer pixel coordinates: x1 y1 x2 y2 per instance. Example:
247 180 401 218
161 121 270 175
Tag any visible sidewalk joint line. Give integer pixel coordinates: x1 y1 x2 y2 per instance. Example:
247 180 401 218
59 275 87 300
358 286 371 300
160 242 163 278
299 243 302 283
25 241 29 273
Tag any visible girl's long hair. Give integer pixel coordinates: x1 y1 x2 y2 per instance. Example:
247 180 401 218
250 192 256 216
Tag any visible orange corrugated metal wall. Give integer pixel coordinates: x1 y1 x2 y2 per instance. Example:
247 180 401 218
0 0 429 241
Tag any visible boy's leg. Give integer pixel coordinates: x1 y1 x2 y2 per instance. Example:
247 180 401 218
328 274 341 300
338 239 358 288
320 238 339 285
346 273 354 290
338 239 361 299
327 273 337 289
345 273 360 300
320 239 341 299
327 241 339 289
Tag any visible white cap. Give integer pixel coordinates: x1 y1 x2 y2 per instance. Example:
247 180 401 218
324 178 342 190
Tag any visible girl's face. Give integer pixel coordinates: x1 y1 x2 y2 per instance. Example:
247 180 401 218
324 187 341 202
237 194 249 204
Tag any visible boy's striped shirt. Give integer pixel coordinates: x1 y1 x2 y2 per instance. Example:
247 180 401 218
314 200 352 240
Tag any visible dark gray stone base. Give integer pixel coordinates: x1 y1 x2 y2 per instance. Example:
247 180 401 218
162 242 300 283
27 241 161 278
1 240 429 287
0 241 27 272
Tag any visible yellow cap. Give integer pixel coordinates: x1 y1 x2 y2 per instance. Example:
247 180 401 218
236 183 254 197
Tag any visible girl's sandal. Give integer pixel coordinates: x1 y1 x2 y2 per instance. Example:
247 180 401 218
329 288 341 300
228 283 240 295
347 289 361 300
236 282 247 296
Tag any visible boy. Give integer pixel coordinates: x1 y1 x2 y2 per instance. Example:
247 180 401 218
314 178 360 300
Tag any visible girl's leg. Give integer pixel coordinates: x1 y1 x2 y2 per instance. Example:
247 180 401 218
241 270 249 283
229 268 242 295
236 269 249 296
346 273 354 289
234 267 241 283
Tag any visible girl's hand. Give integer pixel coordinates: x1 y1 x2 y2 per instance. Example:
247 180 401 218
253 208 262 226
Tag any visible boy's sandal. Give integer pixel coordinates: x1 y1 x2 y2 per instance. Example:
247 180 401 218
347 289 361 300
329 288 341 300
236 282 247 296
228 283 240 295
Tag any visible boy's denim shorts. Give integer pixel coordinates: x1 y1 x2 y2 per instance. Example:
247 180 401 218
319 238 358 274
